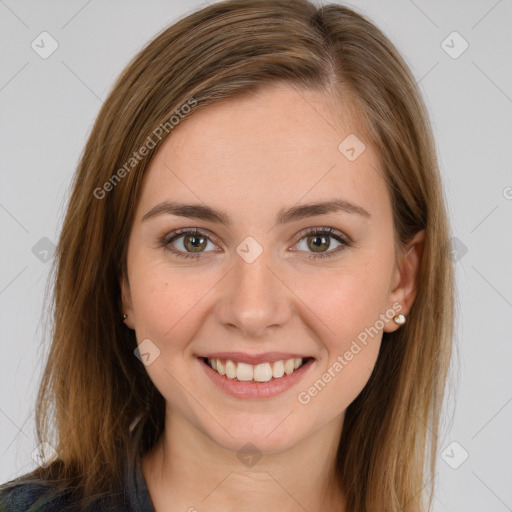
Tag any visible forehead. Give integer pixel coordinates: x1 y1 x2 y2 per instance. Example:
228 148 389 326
138 84 387 219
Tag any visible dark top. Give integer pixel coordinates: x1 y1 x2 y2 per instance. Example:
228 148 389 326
0 423 156 512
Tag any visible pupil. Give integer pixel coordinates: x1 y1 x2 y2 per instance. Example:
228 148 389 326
186 235 206 251
310 235 328 252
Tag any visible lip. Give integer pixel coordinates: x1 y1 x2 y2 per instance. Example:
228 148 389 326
196 351 311 365
198 356 315 399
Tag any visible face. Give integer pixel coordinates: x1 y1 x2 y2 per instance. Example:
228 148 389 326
121 84 421 454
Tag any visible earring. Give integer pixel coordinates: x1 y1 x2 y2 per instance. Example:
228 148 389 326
393 314 406 325
122 314 127 321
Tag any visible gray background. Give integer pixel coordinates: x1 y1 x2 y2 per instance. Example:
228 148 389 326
1 0 511 510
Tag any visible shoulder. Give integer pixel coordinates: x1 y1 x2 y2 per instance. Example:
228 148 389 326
0 475 131 512
0 477 68 512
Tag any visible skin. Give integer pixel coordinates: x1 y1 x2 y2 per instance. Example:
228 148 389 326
121 83 424 512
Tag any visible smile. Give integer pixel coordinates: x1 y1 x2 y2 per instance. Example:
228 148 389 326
197 355 315 399
205 357 307 382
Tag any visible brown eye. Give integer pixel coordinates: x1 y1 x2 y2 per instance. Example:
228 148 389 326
162 228 217 259
306 234 331 253
294 227 350 260
162 227 350 261
182 234 208 252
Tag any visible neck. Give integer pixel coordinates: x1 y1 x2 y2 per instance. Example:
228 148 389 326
142 409 346 512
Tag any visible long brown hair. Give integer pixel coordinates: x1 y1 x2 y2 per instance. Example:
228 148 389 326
11 1 454 510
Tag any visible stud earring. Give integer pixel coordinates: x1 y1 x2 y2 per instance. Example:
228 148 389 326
122 314 127 321
393 314 406 325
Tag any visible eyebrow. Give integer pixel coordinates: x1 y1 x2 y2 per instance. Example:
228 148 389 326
141 198 371 226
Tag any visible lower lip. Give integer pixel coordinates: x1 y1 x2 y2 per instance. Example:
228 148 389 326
198 357 315 399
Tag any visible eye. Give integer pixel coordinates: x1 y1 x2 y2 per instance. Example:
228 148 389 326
161 228 218 259
293 227 350 260
160 227 350 260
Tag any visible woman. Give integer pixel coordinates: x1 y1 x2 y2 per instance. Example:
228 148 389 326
0 0 454 510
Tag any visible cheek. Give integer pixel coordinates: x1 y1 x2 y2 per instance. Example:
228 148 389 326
305 248 394 344
308 276 386 380
129 257 208 349
296 246 394 407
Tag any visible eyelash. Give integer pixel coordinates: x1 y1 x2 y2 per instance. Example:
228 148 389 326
160 227 351 261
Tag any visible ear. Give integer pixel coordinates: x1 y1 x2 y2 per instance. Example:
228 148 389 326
383 229 425 333
119 272 136 330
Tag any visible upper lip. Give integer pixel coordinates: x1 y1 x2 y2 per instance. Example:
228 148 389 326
197 352 313 365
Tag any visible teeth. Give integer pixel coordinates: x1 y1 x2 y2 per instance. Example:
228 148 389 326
207 357 305 382
236 362 253 381
225 360 237 379
254 363 273 382
272 360 284 378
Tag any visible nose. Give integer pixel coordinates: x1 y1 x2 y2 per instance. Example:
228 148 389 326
215 247 293 339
